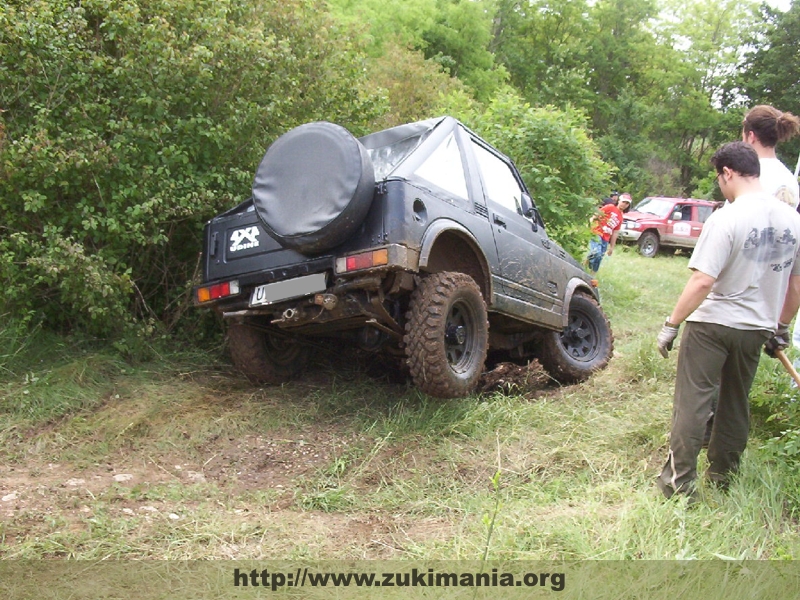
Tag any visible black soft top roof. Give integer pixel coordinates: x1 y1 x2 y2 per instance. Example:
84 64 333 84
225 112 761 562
358 116 449 150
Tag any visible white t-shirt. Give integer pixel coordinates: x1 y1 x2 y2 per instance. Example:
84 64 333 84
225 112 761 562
687 192 800 331
760 157 799 208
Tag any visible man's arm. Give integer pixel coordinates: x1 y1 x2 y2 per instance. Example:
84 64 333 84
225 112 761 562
667 269 717 326
656 270 716 358
764 274 800 358
779 274 800 326
607 229 619 255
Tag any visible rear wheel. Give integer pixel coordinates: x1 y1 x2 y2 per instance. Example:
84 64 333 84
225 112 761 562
404 272 489 398
638 231 659 257
228 322 310 384
539 292 613 384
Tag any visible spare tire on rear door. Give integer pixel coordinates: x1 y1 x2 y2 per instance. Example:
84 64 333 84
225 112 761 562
252 121 375 254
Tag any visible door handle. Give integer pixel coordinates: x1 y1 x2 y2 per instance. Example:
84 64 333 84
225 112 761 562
493 215 507 228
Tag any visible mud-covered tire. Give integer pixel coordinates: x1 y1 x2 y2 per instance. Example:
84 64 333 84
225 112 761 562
404 272 489 398
638 231 659 258
252 121 375 254
539 292 613 384
228 322 310 384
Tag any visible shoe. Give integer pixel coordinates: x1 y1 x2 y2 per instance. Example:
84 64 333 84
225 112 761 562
656 477 699 505
706 472 730 492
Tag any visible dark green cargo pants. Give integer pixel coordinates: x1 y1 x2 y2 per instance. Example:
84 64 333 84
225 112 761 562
657 321 771 498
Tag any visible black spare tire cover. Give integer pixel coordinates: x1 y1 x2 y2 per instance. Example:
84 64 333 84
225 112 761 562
252 121 375 254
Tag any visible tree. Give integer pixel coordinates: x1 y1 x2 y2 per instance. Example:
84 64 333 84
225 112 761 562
421 0 508 101
330 0 507 101
491 0 593 109
326 0 439 56
647 0 765 192
742 1 800 168
367 43 467 129
582 0 659 132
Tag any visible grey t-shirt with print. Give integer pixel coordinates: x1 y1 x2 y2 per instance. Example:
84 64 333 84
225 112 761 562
687 192 800 331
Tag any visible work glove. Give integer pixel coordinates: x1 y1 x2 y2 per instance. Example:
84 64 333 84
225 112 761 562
764 322 791 358
657 320 680 358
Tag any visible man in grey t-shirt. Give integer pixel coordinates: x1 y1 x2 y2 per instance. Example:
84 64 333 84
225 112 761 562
655 141 800 500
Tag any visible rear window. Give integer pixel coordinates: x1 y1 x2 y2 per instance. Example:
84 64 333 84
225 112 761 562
367 133 426 181
697 206 713 223
413 131 469 200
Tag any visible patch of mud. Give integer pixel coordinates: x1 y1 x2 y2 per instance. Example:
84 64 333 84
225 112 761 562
479 360 553 396
201 426 367 495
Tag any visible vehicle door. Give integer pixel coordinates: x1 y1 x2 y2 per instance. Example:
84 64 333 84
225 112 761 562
664 203 702 248
693 204 715 245
466 137 564 328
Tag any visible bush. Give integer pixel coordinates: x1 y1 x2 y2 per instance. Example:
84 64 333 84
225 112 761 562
0 0 384 336
751 355 800 472
367 41 465 130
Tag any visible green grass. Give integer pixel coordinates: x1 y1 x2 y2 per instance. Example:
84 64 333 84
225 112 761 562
1 247 799 561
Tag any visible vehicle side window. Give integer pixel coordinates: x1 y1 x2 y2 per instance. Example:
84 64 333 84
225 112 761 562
470 140 525 215
697 206 713 223
681 206 693 221
413 131 469 200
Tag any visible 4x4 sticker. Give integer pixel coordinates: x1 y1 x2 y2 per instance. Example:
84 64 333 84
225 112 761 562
230 227 260 252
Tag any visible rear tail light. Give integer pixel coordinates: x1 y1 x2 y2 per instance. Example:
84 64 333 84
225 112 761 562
196 280 240 303
336 249 389 273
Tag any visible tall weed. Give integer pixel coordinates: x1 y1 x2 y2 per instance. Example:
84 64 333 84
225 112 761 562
0 316 39 377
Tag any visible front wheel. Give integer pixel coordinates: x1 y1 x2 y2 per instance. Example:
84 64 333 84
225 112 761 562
404 272 489 398
638 231 659 257
228 322 310 384
539 292 613 384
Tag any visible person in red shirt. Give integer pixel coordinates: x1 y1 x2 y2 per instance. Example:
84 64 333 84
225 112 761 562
586 194 623 275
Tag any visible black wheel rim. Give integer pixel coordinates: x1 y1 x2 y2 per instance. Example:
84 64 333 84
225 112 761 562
559 309 600 362
444 299 479 373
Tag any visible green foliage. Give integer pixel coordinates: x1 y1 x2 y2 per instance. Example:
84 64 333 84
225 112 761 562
0 315 40 377
492 0 594 109
327 0 439 57
329 0 507 102
466 92 613 256
420 0 508 101
647 0 765 194
750 351 800 471
741 0 800 167
490 0 768 198
0 0 383 336
596 92 668 200
367 42 466 129
583 0 659 130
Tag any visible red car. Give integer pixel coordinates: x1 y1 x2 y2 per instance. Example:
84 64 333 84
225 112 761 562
618 196 721 257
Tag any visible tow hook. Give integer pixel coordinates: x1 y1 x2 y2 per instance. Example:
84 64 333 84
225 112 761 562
314 293 338 310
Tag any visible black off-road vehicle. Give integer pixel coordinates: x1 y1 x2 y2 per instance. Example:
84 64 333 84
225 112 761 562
195 117 613 398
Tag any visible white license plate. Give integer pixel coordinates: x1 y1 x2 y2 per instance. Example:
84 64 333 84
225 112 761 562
250 273 327 307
